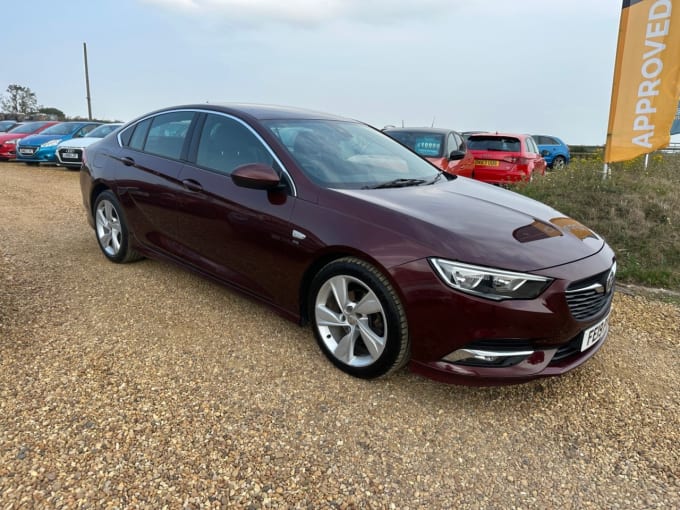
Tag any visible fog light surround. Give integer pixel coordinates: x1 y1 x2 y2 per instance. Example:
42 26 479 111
443 348 534 367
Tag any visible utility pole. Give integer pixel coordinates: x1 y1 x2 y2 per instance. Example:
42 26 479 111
83 42 92 120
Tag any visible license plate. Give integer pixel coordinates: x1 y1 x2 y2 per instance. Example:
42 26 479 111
475 159 499 167
20 148 35 155
62 152 78 159
581 313 610 351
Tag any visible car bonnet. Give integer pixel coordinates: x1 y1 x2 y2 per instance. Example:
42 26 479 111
19 133 70 145
334 178 605 273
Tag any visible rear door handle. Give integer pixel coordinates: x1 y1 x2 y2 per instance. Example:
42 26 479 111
121 156 135 166
182 179 203 192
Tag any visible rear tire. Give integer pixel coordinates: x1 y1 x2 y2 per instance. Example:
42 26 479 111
552 156 566 170
93 191 142 263
309 257 410 379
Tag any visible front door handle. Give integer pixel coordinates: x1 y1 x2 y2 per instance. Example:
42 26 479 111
182 179 203 192
121 156 135 166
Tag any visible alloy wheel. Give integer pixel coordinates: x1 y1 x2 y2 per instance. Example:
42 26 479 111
314 274 388 368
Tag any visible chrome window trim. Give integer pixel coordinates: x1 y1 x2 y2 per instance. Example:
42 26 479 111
117 108 298 197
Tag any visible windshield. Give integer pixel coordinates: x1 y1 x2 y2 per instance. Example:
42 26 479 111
87 124 121 138
386 131 445 158
40 123 83 136
0 121 17 131
264 119 440 189
467 136 521 152
7 121 46 134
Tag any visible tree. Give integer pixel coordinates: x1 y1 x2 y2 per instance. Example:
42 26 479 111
38 107 66 120
1 84 38 114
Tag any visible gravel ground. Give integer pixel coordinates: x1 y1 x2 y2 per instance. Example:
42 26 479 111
0 162 678 509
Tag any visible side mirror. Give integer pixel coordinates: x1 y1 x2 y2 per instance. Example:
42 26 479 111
541 149 550 157
449 150 466 161
231 163 283 190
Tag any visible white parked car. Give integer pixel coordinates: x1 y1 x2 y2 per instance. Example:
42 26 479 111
55 123 122 168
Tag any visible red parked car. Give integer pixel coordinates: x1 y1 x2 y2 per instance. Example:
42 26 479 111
467 133 547 184
80 104 615 385
382 127 475 177
0 121 60 160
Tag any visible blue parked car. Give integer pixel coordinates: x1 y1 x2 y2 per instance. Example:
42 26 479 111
16 121 101 165
533 135 570 170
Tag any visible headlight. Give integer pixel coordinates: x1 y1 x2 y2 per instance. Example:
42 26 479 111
429 258 553 301
5 139 17 145
41 139 60 148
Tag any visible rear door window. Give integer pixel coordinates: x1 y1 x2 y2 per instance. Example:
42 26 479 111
143 111 195 160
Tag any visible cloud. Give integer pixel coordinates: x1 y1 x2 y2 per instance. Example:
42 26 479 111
141 0 455 26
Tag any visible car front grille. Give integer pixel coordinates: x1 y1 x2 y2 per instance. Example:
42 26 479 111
57 148 83 163
565 265 616 321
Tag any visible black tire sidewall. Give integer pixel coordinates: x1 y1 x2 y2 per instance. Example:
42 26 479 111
309 259 408 379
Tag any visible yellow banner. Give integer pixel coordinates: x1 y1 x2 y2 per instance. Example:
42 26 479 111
605 0 680 163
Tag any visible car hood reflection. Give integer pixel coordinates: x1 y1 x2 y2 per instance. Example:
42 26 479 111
335 177 604 272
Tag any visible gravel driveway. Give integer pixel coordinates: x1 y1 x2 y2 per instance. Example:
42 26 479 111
1 162 678 509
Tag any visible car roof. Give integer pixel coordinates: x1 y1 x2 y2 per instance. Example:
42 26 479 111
383 127 455 135
156 103 349 122
533 134 564 140
467 132 528 139
57 121 101 125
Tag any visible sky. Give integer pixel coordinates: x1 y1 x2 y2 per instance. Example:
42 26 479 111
1 0 644 145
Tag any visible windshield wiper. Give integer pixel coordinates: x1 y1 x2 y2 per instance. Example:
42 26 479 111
428 171 450 184
367 178 427 189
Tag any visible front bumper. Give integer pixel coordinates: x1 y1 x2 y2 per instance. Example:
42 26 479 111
391 246 616 385
16 146 57 163
56 147 84 167
0 144 16 160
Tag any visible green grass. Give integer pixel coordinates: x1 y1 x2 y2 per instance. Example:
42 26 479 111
514 153 680 291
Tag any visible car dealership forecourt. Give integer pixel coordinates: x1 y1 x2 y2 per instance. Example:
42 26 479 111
1 159 678 508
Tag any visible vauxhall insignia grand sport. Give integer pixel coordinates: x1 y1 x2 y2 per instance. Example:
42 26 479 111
80 104 616 385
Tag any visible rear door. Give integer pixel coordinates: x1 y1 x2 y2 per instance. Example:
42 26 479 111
526 136 546 174
112 110 197 256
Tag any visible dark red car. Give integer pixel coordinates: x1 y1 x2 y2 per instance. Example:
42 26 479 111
467 133 547 184
0 121 60 160
80 104 615 385
382 127 475 177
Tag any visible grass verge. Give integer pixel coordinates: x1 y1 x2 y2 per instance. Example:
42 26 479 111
515 153 680 291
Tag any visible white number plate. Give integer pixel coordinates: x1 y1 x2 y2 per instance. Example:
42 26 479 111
581 313 610 351
62 153 78 159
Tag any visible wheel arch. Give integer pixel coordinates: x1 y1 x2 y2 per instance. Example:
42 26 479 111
298 248 402 326
90 182 111 215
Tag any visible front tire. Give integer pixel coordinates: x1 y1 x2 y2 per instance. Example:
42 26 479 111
93 191 141 263
309 257 410 379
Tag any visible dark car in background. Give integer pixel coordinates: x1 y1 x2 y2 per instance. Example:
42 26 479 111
16 121 101 165
533 134 570 169
383 127 474 177
80 103 615 385
0 120 60 160
467 133 547 184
